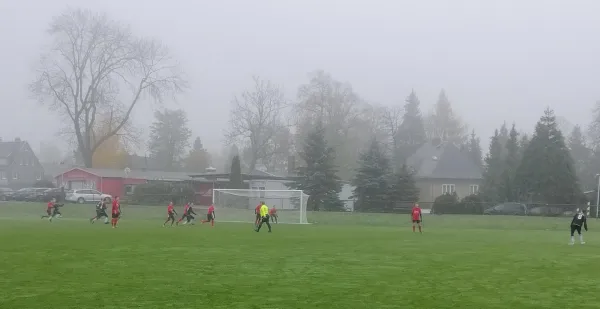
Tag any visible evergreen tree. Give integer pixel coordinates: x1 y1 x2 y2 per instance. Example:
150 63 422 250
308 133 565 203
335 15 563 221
568 125 593 190
395 90 426 164
388 164 420 207
228 155 244 189
148 109 192 171
515 108 584 204
518 133 530 160
184 137 211 172
498 122 509 151
289 122 343 211
465 130 483 167
224 144 240 173
499 124 520 201
480 130 504 203
352 138 392 212
426 90 467 144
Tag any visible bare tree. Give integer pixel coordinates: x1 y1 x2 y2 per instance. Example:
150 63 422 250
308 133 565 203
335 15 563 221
225 76 287 172
30 8 186 167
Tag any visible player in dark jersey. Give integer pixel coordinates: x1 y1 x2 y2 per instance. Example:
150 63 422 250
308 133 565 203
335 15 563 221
90 198 110 224
184 202 198 225
570 209 588 245
43 198 64 222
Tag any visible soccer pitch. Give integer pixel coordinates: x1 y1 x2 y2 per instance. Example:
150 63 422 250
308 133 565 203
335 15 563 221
0 203 599 308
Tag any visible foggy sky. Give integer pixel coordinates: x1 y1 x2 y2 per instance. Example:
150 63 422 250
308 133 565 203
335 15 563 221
1 0 599 156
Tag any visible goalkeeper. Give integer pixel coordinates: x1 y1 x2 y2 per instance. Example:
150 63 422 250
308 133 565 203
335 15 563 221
254 202 272 233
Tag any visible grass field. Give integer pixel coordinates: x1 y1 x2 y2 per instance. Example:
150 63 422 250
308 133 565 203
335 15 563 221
0 202 599 308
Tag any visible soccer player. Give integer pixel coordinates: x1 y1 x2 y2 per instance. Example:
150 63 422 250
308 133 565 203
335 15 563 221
41 198 55 219
570 209 588 245
184 202 198 225
90 197 110 224
255 202 272 233
163 201 178 227
176 202 190 225
201 204 216 227
111 196 121 228
411 203 423 233
254 202 263 227
45 198 64 222
269 206 278 224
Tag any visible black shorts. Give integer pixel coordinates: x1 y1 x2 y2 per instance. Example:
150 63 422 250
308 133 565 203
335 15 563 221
261 215 270 223
207 213 214 221
112 212 120 219
167 213 175 220
412 220 421 223
571 225 582 235
97 210 108 218
187 214 195 220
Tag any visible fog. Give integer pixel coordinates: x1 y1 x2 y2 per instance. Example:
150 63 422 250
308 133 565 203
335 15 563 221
1 0 599 155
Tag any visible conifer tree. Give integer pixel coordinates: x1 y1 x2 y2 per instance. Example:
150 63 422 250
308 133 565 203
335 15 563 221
481 130 504 203
499 124 520 201
465 130 483 167
228 155 244 189
395 90 426 164
388 165 420 209
289 122 343 211
352 138 391 212
515 108 584 204
568 125 593 190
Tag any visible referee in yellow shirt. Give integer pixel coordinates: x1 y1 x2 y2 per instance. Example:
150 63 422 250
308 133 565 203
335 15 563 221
254 202 272 233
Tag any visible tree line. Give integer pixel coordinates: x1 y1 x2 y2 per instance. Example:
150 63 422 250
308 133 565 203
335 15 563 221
33 8 599 211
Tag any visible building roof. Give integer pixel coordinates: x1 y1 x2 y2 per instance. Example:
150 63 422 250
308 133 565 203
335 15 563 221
406 141 483 180
57 167 209 182
189 171 292 181
126 154 163 171
0 141 23 158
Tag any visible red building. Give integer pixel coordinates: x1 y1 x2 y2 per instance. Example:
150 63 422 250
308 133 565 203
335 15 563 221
54 167 223 205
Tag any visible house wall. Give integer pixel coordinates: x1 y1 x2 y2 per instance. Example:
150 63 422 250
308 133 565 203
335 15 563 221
0 143 45 189
99 177 147 198
416 178 483 205
57 169 101 190
247 179 298 210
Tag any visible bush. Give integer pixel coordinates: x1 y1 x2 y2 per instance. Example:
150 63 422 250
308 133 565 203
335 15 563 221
431 193 485 214
33 179 55 188
130 182 195 205
431 193 459 214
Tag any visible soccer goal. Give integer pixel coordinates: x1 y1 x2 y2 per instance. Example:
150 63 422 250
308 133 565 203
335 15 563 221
212 189 310 224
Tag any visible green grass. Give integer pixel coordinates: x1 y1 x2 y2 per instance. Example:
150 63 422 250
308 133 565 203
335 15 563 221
0 202 599 308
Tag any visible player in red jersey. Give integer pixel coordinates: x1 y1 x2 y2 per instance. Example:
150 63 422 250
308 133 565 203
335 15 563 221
111 196 121 228
41 198 54 219
176 203 190 225
269 206 278 224
201 204 216 227
254 202 263 227
411 203 423 233
163 201 178 227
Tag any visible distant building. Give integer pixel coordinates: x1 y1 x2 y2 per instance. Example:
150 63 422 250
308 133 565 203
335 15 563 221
406 140 483 204
0 138 45 189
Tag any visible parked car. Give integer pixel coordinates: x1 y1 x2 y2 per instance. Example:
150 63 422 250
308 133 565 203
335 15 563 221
24 188 53 202
0 188 13 201
528 206 574 217
41 188 72 202
12 188 36 201
483 203 528 216
66 189 111 204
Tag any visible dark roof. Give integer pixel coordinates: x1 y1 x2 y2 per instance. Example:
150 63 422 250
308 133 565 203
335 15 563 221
189 171 291 181
126 155 163 171
406 142 483 180
0 141 22 158
56 167 209 182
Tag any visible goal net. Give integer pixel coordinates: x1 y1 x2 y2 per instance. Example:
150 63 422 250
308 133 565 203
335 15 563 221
212 189 309 224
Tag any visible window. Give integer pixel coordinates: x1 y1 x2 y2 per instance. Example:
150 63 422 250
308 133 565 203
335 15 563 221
259 186 266 198
36 172 42 181
442 184 455 195
12 172 18 180
0 171 5 180
124 185 135 195
470 185 479 195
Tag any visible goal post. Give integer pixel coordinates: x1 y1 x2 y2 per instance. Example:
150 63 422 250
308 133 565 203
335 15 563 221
212 189 310 224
